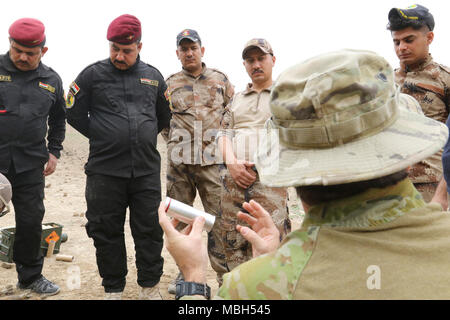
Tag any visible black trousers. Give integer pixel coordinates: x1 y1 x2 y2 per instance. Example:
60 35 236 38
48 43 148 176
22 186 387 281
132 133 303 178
85 173 164 292
4 165 45 286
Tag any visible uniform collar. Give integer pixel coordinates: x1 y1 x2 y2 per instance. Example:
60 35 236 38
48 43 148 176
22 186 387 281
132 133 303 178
2 51 43 75
109 54 141 72
243 83 272 95
404 54 434 73
302 178 426 228
182 62 207 78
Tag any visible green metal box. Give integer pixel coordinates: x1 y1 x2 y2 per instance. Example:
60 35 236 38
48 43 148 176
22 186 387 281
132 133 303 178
0 223 64 263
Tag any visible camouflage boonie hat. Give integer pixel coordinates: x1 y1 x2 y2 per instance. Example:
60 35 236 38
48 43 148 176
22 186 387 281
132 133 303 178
242 38 273 59
254 49 448 187
398 93 423 115
0 173 11 217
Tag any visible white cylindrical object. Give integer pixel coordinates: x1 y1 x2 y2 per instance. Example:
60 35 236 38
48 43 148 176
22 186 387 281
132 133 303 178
165 197 215 232
55 254 74 262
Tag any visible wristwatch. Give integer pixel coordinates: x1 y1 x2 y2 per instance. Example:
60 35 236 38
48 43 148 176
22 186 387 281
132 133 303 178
175 281 211 300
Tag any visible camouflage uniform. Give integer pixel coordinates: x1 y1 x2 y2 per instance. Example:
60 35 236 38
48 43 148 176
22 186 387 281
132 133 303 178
165 63 234 281
395 54 450 201
178 49 450 300
218 85 291 271
216 179 450 299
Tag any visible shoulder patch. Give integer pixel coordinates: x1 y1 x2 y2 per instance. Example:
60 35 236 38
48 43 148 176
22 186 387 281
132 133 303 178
65 91 75 109
164 87 170 101
70 82 80 95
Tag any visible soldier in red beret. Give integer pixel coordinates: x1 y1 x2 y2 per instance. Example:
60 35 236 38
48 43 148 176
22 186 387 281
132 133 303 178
0 18 66 296
66 14 171 300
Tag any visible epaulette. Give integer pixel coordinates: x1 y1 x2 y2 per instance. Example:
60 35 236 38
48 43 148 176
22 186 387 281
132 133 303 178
438 63 450 75
79 59 108 74
165 71 183 82
39 63 63 83
144 63 164 79
209 67 230 80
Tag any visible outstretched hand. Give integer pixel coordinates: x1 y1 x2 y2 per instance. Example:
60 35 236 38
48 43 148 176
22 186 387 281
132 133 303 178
158 201 208 283
236 200 281 258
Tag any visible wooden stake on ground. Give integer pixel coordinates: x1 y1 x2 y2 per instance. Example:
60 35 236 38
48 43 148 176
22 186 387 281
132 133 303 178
46 240 56 258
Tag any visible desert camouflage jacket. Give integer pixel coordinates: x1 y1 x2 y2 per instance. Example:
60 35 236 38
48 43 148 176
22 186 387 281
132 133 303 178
164 64 234 165
395 55 450 184
213 178 450 299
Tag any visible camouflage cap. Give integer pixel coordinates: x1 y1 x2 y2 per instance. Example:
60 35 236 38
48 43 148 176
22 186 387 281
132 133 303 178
387 4 435 31
242 38 273 59
254 49 448 187
0 173 11 217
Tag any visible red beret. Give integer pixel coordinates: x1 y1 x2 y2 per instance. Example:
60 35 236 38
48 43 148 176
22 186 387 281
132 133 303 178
9 18 46 47
107 14 141 44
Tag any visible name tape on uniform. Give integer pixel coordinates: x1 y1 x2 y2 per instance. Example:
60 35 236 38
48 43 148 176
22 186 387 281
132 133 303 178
0 75 11 82
140 78 159 87
39 82 56 93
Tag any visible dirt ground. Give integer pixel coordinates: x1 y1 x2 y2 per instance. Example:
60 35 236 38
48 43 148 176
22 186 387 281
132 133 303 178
0 125 304 300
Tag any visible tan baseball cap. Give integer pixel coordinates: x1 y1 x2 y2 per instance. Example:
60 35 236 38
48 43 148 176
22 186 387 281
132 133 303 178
242 38 273 59
254 49 448 187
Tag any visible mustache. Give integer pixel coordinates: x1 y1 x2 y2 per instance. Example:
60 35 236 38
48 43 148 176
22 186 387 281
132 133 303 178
252 69 263 75
114 60 127 65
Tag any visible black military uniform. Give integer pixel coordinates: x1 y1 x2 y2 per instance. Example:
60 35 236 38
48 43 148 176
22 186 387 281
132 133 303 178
0 53 66 285
66 56 171 293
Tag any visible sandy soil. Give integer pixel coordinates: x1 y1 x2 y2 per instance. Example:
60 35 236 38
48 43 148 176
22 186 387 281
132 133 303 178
0 125 303 300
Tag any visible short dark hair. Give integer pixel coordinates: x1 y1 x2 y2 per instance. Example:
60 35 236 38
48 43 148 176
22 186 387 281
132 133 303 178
295 170 409 206
10 37 46 48
178 38 202 47
387 15 431 32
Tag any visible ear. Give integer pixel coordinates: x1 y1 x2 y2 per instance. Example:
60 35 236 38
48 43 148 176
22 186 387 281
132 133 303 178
272 55 276 66
137 42 143 52
41 47 48 57
176 49 181 60
201 46 205 57
426 31 434 45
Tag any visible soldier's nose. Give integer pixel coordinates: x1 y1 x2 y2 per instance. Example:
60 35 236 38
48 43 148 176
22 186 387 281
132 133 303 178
398 42 408 51
116 52 125 61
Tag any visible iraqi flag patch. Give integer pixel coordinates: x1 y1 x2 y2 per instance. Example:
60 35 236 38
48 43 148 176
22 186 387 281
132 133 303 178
140 78 159 86
39 82 56 93
70 82 80 95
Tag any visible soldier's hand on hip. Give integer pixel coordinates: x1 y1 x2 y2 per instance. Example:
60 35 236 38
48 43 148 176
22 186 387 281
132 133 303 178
228 160 257 189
